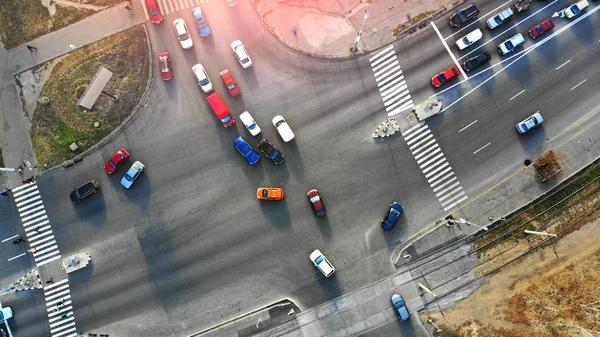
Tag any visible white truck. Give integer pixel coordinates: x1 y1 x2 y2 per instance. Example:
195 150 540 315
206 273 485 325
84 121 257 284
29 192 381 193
0 304 13 337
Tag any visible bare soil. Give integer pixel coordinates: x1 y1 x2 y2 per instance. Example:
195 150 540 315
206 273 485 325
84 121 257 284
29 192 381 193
425 217 600 337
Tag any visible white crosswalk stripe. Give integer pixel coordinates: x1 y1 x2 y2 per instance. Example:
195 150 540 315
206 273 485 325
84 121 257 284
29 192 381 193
402 124 468 211
153 0 213 16
10 182 78 337
369 47 414 116
45 279 78 337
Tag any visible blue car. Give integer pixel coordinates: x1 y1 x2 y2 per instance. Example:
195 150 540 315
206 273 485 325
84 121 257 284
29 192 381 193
391 294 410 321
192 7 211 37
121 161 145 189
381 202 403 230
234 136 260 165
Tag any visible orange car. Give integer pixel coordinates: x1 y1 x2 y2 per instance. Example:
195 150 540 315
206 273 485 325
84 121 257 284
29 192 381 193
256 187 284 200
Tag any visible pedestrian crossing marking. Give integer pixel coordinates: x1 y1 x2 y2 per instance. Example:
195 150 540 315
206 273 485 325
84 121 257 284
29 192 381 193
369 48 414 115
402 124 468 211
10 182 78 337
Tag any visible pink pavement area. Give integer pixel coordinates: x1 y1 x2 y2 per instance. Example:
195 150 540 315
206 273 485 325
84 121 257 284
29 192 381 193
252 0 458 57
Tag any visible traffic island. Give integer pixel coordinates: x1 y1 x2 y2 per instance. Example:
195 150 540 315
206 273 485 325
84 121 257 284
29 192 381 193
13 25 151 172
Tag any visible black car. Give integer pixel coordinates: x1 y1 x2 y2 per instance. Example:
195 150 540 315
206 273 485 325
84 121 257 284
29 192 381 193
449 4 480 27
462 51 492 72
70 179 100 203
257 139 284 165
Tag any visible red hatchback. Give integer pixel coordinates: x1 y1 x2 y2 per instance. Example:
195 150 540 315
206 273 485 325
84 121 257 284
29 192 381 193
431 66 460 88
158 52 173 80
308 189 326 216
529 19 554 39
104 148 130 174
145 0 163 24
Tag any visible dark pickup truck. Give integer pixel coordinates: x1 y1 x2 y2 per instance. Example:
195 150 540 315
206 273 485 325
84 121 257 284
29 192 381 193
70 179 100 203
512 0 532 13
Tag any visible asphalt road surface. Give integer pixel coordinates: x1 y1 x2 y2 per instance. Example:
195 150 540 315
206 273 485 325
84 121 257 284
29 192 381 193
1 0 598 336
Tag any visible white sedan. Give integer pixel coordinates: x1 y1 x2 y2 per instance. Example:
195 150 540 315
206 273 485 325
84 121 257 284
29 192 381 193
239 111 261 136
231 40 252 69
173 19 193 49
564 0 589 18
121 161 145 188
192 64 213 93
309 249 335 277
456 29 482 50
516 112 544 134
272 115 295 142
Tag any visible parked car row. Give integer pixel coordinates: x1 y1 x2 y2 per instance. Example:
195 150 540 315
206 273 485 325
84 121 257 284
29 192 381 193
432 0 588 87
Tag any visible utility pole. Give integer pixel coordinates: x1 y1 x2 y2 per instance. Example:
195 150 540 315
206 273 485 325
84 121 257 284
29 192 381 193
352 12 368 53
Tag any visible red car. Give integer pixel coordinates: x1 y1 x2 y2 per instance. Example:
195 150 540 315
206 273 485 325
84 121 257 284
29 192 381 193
529 19 554 39
431 66 460 88
158 52 173 80
145 0 163 24
219 69 241 97
104 148 130 174
308 189 326 216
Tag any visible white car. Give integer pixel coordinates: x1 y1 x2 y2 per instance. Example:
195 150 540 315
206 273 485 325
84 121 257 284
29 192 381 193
239 111 261 136
272 115 295 142
192 64 213 93
309 249 335 277
564 0 589 18
455 29 482 50
486 8 513 29
498 33 525 55
231 40 252 69
173 18 193 49
516 112 543 134
0 306 13 320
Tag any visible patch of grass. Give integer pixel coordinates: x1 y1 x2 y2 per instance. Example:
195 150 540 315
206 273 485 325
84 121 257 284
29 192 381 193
0 0 96 49
30 25 149 169
392 10 437 36
86 0 127 6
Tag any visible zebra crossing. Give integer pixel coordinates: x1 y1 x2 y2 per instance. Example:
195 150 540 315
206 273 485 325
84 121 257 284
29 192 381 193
11 182 61 266
402 123 468 211
152 0 214 15
369 45 415 117
45 279 77 337
11 182 78 337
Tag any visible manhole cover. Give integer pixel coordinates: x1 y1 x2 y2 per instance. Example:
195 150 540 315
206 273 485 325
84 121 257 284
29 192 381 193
524 159 531 166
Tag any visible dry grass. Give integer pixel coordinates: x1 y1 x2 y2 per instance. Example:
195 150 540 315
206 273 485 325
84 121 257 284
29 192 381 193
30 25 149 169
392 10 437 36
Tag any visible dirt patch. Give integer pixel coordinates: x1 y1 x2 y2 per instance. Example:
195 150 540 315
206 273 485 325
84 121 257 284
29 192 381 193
0 0 124 48
27 25 149 169
426 219 600 337
423 162 600 337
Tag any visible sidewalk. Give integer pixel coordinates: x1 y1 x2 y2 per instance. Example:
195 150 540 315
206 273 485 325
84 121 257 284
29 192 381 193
0 2 146 188
195 271 429 337
250 0 458 57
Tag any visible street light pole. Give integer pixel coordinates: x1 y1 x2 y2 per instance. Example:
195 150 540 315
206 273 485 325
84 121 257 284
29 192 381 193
524 230 559 260
448 218 488 231
352 13 368 53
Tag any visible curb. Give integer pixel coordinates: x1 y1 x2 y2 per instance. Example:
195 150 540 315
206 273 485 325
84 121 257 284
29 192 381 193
35 23 154 177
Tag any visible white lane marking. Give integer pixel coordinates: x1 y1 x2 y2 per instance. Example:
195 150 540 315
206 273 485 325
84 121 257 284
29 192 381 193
555 59 571 70
387 103 415 117
141 0 150 20
473 142 491 155
372 54 398 71
431 22 469 80
444 0 514 40
443 195 469 211
570 79 587 91
438 5 600 113
457 0 559 61
458 120 478 132
370 45 394 62
509 89 526 101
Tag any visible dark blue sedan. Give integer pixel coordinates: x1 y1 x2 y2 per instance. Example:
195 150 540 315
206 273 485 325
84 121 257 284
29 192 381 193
381 202 403 230
234 136 260 165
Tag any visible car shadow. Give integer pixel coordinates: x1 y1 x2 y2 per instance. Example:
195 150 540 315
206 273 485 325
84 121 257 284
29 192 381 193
572 15 595 45
315 214 333 242
517 126 547 155
281 141 305 182
259 198 291 230
119 172 152 210
72 192 107 227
